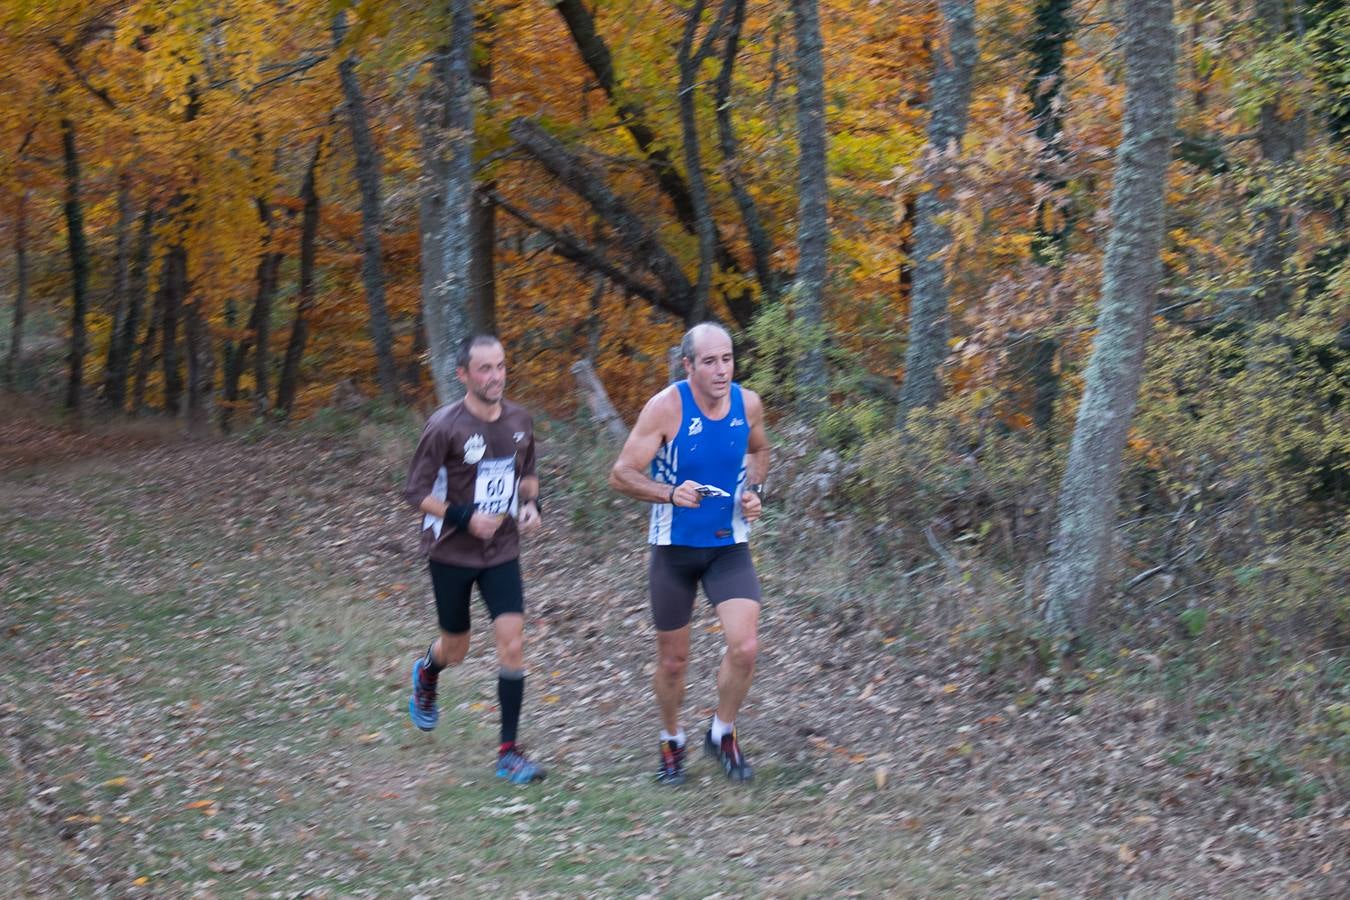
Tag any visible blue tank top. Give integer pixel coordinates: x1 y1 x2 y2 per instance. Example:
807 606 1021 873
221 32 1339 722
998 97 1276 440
649 381 750 547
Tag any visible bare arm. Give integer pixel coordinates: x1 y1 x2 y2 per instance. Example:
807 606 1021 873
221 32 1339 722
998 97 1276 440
739 388 770 522
609 388 703 507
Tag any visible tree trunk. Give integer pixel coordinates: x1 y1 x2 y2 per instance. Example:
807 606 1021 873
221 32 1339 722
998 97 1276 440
4 190 28 387
277 136 325 418
419 0 476 404
183 296 214 433
336 12 400 403
470 14 497 336
1043 0 1176 636
570 358 628 443
715 0 778 303
677 0 730 324
251 199 282 417
897 0 978 421
159 247 185 416
132 285 161 415
1249 0 1305 321
1017 0 1076 430
104 203 153 410
61 118 90 413
100 173 134 408
790 0 831 413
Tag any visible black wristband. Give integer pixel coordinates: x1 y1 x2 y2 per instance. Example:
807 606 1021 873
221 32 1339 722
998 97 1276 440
748 483 764 498
668 485 676 505
442 504 474 530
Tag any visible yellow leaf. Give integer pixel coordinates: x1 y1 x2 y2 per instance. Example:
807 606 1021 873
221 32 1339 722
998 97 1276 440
543 694 561 704
133 877 149 886
1118 844 1137 864
185 799 216 810
102 776 129 788
942 683 960 694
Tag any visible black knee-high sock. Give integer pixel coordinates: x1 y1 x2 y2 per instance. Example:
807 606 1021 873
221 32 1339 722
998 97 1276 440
423 642 444 676
498 668 525 747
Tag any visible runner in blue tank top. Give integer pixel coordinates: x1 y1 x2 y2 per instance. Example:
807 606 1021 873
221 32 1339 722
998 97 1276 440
609 323 771 785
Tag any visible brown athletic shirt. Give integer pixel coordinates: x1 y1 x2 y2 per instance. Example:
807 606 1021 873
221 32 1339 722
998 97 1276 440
402 398 536 568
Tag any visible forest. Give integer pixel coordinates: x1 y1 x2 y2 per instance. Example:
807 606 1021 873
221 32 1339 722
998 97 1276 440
0 0 1346 893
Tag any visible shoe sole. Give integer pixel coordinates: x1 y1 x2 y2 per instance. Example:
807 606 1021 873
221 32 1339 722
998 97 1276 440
408 660 437 732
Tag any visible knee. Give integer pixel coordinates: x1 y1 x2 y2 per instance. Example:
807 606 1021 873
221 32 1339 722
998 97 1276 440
658 651 688 680
728 635 758 669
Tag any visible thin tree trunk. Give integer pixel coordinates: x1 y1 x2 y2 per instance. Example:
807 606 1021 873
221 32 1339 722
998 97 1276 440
897 0 978 421
790 0 831 413
469 12 497 336
160 247 184 416
184 295 214 433
715 0 777 303
1043 0 1176 636
336 11 400 403
1249 0 1305 321
276 137 325 417
419 0 476 404
61 118 90 412
251 199 281 417
132 285 161 415
104 203 153 410
220 298 243 430
677 0 731 324
100 173 134 408
4 190 28 387
1016 0 1076 430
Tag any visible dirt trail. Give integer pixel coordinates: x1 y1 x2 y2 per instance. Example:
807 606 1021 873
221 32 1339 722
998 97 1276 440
1 415 1343 897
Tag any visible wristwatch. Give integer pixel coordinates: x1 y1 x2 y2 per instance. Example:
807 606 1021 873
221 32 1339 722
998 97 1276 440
748 483 765 498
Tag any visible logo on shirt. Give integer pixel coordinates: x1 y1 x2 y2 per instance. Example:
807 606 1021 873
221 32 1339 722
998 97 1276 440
688 417 703 436
463 433 486 464
513 431 526 443
730 417 745 427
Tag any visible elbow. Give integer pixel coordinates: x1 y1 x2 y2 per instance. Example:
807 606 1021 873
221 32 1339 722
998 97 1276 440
607 464 625 493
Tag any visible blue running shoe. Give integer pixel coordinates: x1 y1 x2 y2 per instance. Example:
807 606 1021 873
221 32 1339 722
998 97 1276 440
408 657 439 732
496 746 546 784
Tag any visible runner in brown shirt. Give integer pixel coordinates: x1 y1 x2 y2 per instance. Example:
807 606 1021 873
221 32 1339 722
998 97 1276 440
403 335 545 783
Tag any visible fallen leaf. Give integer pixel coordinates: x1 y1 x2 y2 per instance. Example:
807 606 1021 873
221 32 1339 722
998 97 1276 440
543 694 561 704
185 799 216 811
102 776 129 789
942 683 959 694
1118 844 1137 864
874 767 888 790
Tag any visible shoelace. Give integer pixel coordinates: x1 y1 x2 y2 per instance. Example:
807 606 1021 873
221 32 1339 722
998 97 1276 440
416 671 437 711
720 734 742 764
502 749 535 773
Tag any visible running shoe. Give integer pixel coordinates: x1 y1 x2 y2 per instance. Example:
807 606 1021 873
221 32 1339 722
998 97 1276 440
496 746 546 784
704 729 753 782
655 739 687 786
408 657 439 732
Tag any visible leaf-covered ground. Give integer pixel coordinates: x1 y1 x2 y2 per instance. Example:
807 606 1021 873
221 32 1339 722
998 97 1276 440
1 412 1344 897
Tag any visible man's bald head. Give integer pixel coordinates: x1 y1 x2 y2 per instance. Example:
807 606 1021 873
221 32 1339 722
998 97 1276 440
679 323 733 363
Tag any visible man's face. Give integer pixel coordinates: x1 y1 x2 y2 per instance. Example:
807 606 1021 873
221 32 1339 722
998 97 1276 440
683 330 734 400
458 341 506 404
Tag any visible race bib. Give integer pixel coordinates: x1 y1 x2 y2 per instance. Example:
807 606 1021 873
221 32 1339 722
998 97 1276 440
474 457 517 516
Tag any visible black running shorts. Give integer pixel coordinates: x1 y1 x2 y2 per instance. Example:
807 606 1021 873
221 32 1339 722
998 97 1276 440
648 543 762 632
428 557 524 634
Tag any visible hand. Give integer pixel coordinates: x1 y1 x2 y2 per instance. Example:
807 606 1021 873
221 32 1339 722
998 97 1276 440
518 501 542 535
670 480 704 508
740 489 762 523
467 511 507 541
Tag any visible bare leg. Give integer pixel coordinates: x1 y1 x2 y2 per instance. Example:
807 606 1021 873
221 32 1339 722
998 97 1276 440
714 599 759 724
654 625 691 735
